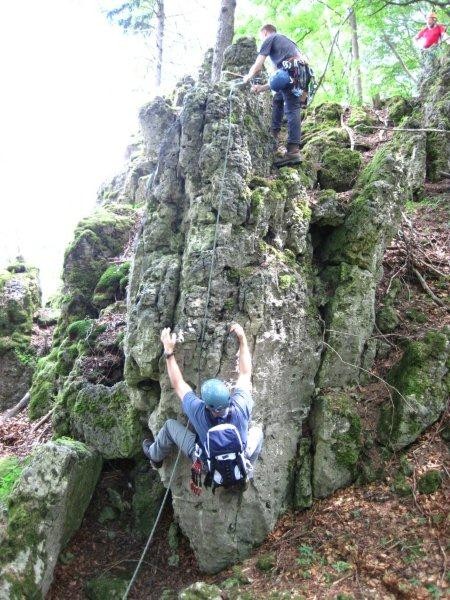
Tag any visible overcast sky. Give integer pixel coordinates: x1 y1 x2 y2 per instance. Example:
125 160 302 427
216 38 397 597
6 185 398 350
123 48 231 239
0 0 247 299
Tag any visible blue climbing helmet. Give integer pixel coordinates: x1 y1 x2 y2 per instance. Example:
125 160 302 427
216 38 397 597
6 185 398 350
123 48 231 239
269 69 291 92
201 379 230 410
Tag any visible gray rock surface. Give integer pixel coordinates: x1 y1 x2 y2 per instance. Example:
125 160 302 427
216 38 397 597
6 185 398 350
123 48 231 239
0 439 101 598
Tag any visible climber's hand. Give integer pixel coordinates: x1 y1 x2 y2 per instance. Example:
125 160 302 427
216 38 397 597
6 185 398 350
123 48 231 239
251 84 264 94
230 323 245 341
161 327 177 353
242 74 251 84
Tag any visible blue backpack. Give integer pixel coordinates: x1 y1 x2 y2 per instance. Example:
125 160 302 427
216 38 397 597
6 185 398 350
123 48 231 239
204 422 248 493
190 407 249 494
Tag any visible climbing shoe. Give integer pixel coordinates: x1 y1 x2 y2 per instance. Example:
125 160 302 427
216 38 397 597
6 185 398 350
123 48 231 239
142 439 163 469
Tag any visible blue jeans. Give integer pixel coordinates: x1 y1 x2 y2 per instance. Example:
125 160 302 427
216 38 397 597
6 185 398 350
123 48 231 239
271 88 301 145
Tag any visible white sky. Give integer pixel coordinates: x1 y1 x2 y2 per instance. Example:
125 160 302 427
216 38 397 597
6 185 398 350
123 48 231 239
0 0 241 300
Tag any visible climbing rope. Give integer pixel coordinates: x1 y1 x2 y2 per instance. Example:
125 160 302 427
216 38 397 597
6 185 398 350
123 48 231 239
122 80 242 600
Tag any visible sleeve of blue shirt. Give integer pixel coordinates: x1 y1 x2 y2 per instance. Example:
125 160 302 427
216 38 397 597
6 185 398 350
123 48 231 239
231 387 254 420
182 391 203 421
259 34 275 56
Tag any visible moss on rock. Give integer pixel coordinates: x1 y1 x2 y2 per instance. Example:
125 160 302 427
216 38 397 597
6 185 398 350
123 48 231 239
67 381 144 459
93 262 130 309
318 147 362 192
0 439 102 599
378 329 450 449
312 392 362 498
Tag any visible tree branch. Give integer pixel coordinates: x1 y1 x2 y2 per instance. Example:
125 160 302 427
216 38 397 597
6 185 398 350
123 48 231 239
382 34 417 82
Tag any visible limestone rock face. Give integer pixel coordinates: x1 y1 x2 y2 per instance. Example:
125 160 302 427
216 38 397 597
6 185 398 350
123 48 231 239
0 439 101 598
0 261 41 411
312 392 361 498
378 329 450 450
125 38 321 572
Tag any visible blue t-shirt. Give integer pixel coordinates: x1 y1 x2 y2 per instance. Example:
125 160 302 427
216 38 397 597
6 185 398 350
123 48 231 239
259 33 301 68
182 387 253 449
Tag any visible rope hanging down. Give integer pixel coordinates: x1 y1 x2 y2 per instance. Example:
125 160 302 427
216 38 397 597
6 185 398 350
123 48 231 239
122 81 242 600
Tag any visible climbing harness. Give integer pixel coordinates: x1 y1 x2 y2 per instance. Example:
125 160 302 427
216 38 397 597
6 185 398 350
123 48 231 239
122 80 242 600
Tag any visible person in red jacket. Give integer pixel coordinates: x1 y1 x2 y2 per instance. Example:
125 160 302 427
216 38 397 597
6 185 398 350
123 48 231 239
415 12 447 49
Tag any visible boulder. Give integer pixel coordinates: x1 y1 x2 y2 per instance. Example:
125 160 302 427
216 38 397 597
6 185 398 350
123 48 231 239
378 329 449 450
0 438 102 598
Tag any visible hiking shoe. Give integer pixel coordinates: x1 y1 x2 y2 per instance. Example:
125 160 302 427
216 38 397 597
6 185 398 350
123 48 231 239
142 439 163 469
273 151 302 167
275 144 287 157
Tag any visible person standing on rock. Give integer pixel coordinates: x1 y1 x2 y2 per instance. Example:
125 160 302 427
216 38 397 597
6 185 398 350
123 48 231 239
414 12 448 50
242 24 309 167
143 323 263 491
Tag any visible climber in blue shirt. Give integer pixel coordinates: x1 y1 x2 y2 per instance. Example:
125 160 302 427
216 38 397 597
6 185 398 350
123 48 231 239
143 323 263 476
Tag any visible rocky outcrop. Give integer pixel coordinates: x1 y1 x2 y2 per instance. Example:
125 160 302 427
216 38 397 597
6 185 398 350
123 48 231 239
13 36 447 589
121 37 435 571
0 260 41 411
125 41 321 569
0 438 101 598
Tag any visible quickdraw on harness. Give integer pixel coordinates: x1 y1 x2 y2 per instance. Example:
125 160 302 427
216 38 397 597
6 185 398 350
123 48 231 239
281 59 317 107
190 449 203 496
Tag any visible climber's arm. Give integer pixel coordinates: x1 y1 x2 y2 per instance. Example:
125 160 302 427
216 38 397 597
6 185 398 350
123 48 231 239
242 54 266 83
230 323 252 391
161 327 192 400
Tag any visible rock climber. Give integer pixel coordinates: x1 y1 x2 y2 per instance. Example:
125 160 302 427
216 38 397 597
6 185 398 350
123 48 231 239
414 12 448 50
142 323 263 488
242 24 309 167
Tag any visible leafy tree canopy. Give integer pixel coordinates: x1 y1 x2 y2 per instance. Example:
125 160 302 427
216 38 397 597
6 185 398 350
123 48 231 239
237 0 448 104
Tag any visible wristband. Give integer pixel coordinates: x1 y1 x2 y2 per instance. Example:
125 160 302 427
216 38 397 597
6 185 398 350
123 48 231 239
164 351 174 359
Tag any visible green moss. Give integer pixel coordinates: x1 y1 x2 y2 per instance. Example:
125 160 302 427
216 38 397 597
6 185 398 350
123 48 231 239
417 470 443 494
386 96 414 125
93 262 130 309
256 552 276 572
391 473 412 497
318 147 362 192
405 308 427 324
223 298 236 311
279 274 296 290
0 457 23 504
85 576 128 600
67 319 94 340
347 106 377 128
29 350 60 420
377 305 399 333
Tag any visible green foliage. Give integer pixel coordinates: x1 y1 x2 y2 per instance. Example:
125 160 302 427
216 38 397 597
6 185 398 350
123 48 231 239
417 470 443 494
237 0 431 103
256 552 276 572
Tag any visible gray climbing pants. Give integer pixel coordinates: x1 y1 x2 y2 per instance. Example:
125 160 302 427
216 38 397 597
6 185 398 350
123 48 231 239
148 418 264 467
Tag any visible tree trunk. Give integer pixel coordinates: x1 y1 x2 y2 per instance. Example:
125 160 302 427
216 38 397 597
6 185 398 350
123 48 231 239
211 0 236 83
349 8 363 104
155 0 165 88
